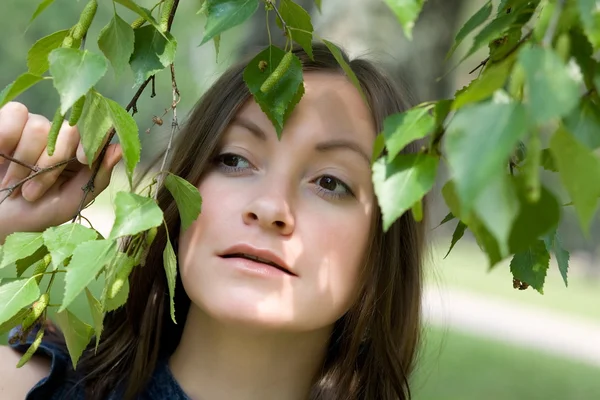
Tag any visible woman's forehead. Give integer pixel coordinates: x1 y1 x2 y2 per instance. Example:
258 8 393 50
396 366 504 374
236 72 376 143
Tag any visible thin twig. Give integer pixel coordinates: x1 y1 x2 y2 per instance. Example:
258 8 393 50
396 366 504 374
0 153 39 172
543 0 565 48
154 63 181 200
0 157 76 205
166 0 179 31
469 58 489 74
268 0 287 34
151 75 157 98
469 30 534 75
4 1 182 216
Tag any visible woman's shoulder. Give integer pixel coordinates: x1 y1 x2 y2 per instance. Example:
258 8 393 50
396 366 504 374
2 323 84 400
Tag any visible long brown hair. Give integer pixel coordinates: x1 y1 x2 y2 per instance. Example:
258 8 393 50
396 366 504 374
49 42 426 400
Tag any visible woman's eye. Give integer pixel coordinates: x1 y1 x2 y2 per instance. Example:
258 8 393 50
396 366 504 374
314 175 354 199
216 153 252 172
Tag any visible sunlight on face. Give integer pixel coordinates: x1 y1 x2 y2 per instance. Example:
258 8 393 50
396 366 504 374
177 72 376 332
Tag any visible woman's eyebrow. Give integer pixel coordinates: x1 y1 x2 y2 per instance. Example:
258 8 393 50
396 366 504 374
315 139 371 165
232 116 370 165
232 116 267 141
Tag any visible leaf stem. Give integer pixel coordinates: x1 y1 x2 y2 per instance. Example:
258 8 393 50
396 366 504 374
70 1 182 220
154 63 180 200
543 0 565 48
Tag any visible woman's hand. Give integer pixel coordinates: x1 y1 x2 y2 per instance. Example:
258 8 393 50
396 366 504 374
0 102 122 243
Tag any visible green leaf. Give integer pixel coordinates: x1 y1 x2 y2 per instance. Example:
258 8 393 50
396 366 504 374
383 0 425 40
0 232 44 270
105 278 129 312
411 199 423 221
27 30 70 76
569 27 596 88
470 213 503 267
54 309 93 369
43 224 98 270
278 0 314 59
322 39 367 104
576 0 600 48
213 34 222 61
0 73 45 109
102 252 135 312
438 212 455 227
461 3 522 62
510 240 550 294
540 148 557 171
130 25 177 85
16 326 45 368
442 180 503 267
444 98 527 214
550 127 600 233
563 98 600 150
0 278 40 326
441 180 461 219
508 180 560 254
163 235 177 324
29 0 57 25
98 13 135 77
446 1 493 60
243 46 303 137
473 173 519 256
109 192 164 240
452 58 512 110
84 288 103 351
373 153 439 231
164 173 202 231
383 106 435 161
104 98 140 185
16 246 48 277
77 90 112 168
0 308 30 336
200 0 259 45
433 99 452 130
49 48 108 115
372 134 385 164
444 221 467 258
518 45 582 124
60 239 117 312
314 0 322 12
114 0 163 33
543 231 570 287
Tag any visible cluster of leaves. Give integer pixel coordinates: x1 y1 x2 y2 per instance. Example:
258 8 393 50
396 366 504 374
0 0 599 369
377 0 600 294
0 0 198 368
0 172 200 368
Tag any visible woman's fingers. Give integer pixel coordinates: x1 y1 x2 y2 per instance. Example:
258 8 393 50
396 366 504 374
0 102 29 167
0 114 50 197
21 122 81 202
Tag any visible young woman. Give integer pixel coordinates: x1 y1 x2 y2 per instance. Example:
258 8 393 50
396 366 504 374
0 43 426 400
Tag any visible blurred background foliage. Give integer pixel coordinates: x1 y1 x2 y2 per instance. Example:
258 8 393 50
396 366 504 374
1 0 599 399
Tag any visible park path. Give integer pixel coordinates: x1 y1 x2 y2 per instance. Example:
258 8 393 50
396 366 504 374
423 285 600 368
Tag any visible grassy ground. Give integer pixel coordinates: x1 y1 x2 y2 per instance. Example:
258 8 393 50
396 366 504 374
413 325 600 400
427 236 600 322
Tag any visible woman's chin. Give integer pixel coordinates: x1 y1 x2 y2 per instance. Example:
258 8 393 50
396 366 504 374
193 292 301 331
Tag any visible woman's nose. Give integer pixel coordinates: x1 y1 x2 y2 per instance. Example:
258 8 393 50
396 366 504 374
242 187 295 236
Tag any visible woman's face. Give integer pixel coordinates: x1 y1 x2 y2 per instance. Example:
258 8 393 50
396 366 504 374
178 72 377 332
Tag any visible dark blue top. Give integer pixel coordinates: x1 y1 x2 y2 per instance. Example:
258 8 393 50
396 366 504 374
8 325 191 400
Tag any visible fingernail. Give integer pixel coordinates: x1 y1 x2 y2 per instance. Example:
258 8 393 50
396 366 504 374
22 181 42 202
